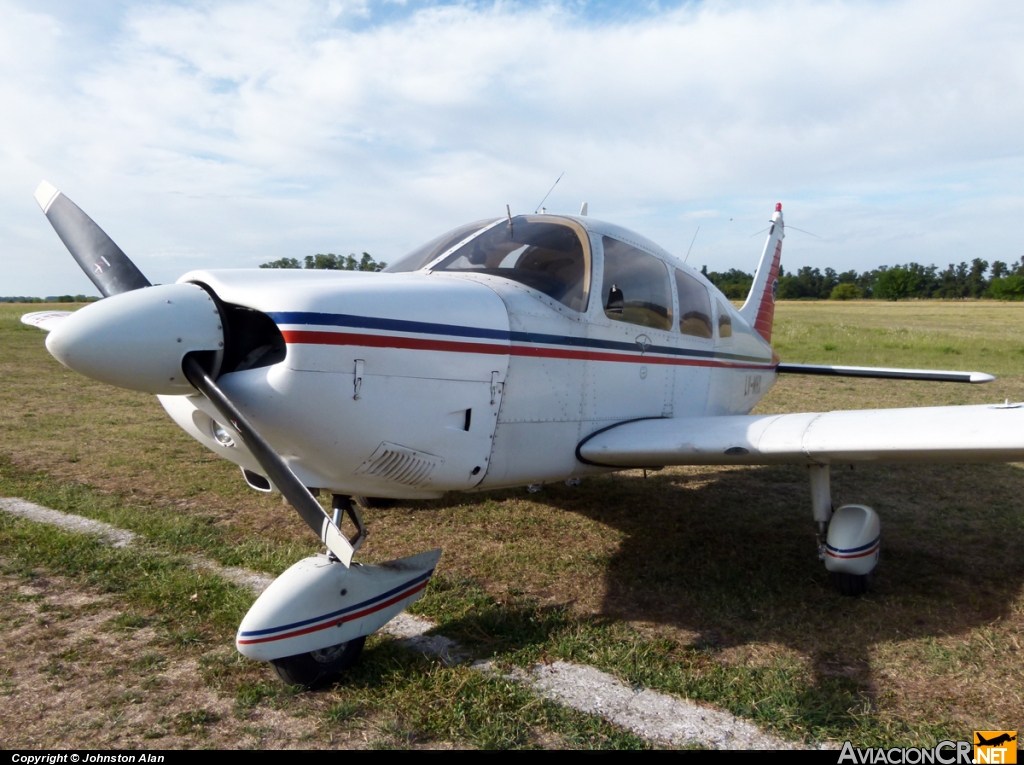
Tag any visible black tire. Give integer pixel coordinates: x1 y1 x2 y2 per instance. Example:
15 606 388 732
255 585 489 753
353 496 397 510
270 636 366 688
831 571 870 596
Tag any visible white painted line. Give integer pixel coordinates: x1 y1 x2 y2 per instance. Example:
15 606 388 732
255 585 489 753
381 612 467 665
0 497 138 548
190 557 275 595
0 497 799 750
515 661 797 750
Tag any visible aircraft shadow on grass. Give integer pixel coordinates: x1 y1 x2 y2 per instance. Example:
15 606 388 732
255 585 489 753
417 461 1024 722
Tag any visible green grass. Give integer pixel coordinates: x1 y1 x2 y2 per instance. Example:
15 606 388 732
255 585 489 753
2 300 1024 748
0 511 252 641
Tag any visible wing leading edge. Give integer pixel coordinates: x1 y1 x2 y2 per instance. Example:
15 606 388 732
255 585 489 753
577 403 1024 468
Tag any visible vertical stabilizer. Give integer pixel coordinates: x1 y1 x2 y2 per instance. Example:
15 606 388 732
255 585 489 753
739 203 784 342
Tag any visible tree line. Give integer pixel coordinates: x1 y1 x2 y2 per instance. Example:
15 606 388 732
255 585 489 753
10 253 1024 303
0 295 100 304
260 252 387 271
701 257 1024 301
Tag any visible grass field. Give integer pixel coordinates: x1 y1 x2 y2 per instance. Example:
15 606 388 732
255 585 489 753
1 300 1022 748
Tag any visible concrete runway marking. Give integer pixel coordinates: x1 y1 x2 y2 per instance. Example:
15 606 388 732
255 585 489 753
0 497 138 547
1 496 798 750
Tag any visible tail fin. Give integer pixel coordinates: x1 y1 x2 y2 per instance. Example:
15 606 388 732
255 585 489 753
739 203 784 343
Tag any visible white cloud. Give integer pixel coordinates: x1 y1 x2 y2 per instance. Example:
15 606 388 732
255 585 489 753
2 0 1023 295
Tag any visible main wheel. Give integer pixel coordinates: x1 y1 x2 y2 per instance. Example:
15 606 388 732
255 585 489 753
270 636 366 688
831 571 870 596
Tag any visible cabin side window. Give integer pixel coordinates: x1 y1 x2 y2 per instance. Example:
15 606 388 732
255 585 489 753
674 269 713 339
717 300 733 338
432 216 591 312
601 237 673 331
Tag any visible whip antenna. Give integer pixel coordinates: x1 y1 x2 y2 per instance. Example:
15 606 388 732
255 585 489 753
683 226 700 263
534 172 564 214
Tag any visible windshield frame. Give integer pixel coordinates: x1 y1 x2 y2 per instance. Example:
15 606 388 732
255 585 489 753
421 218 506 272
428 214 592 315
383 218 500 274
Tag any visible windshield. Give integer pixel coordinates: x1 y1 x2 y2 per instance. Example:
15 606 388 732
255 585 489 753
432 215 591 312
384 219 497 273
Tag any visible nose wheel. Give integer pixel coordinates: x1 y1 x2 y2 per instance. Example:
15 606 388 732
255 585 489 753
270 636 367 688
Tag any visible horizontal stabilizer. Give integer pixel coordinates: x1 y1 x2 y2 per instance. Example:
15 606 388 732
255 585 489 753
20 311 73 333
577 403 1024 468
776 363 994 384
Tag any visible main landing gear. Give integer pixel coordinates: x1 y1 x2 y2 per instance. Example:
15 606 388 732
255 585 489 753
809 465 881 596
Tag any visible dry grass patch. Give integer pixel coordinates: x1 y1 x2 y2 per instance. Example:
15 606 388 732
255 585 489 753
0 570 335 749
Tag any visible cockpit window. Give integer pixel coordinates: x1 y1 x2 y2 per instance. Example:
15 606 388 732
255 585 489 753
384 219 497 273
602 237 673 331
433 216 591 312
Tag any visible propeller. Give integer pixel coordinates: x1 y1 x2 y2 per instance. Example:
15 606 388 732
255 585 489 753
34 181 151 297
182 356 359 566
33 181 358 566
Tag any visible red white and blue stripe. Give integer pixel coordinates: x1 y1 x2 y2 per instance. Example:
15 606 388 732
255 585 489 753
268 311 776 370
824 537 880 560
237 569 433 646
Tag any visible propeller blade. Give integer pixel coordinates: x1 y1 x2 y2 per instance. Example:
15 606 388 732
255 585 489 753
181 355 357 566
34 181 151 297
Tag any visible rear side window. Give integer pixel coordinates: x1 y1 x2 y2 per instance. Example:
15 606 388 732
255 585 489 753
433 216 591 312
675 269 712 339
602 237 672 331
384 219 497 273
717 300 733 338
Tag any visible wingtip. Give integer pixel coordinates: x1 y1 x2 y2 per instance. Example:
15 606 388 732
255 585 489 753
970 372 997 384
34 180 60 214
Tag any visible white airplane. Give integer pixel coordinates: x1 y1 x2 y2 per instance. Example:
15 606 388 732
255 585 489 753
21 181 1024 687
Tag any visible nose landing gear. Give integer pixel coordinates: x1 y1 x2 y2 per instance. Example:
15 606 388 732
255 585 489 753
236 495 441 687
809 465 880 596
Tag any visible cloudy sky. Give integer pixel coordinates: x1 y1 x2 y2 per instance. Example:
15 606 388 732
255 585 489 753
2 0 1023 296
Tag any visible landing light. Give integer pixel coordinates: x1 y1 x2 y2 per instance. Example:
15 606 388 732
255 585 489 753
211 421 235 448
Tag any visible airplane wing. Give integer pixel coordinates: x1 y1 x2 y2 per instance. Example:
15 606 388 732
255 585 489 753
577 403 1024 468
20 311 74 332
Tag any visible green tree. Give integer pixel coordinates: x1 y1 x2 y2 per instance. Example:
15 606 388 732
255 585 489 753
830 283 861 300
262 252 387 271
875 266 921 301
987 274 1024 300
260 257 302 269
700 266 753 299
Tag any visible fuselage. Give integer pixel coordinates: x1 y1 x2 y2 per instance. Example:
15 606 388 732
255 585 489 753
158 214 777 497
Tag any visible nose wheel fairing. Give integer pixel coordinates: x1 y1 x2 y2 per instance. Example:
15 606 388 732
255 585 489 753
236 548 441 662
